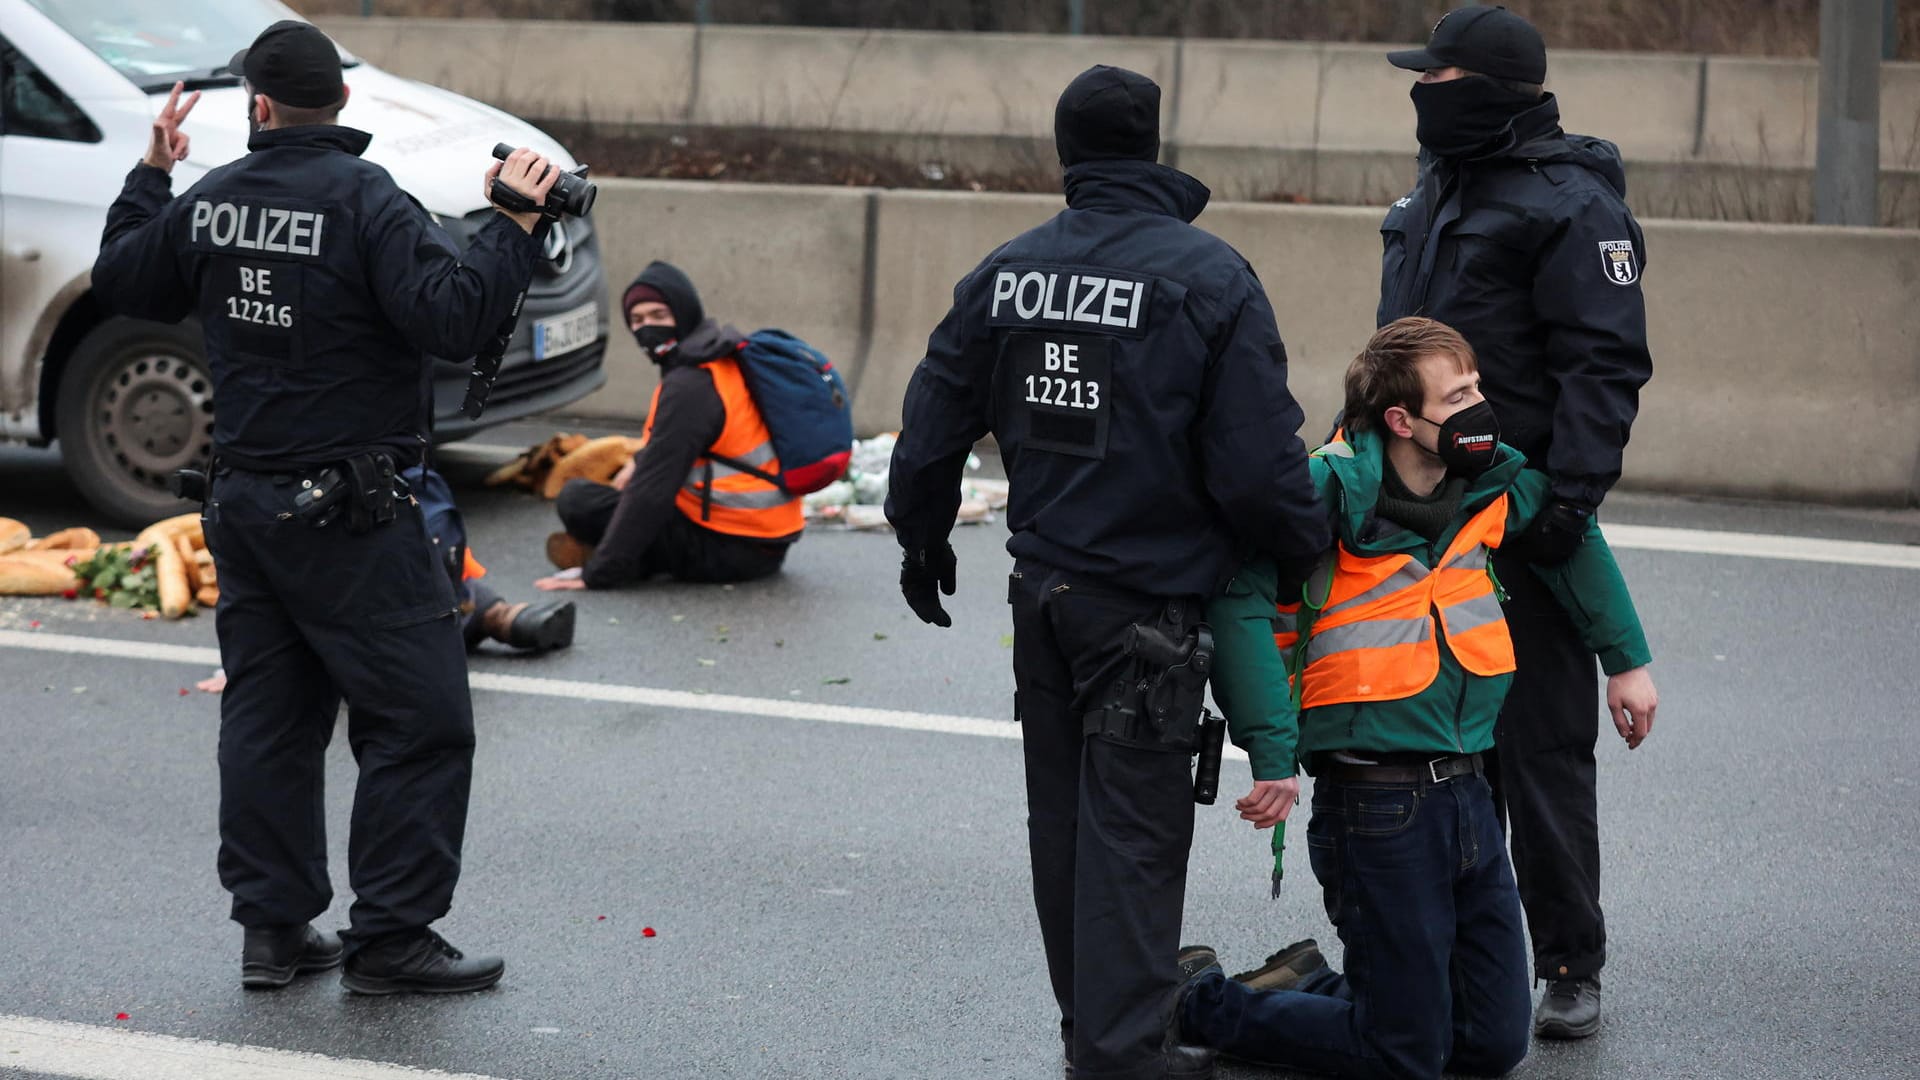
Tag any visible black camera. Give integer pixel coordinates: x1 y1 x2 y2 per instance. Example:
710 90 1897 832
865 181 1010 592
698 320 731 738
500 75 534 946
490 143 596 219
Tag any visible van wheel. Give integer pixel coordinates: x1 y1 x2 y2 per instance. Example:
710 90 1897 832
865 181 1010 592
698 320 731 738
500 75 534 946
56 318 214 528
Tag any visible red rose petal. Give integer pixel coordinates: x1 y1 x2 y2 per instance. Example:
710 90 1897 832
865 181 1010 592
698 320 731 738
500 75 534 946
641 927 657 938
596 915 607 921
114 1013 130 1021
179 688 191 696
29 620 41 629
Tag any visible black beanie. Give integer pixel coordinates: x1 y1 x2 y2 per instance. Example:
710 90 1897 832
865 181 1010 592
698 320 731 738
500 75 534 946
1054 65 1161 167
625 260 704 335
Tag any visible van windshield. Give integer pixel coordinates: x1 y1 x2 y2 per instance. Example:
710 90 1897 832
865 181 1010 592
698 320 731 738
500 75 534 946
27 0 357 91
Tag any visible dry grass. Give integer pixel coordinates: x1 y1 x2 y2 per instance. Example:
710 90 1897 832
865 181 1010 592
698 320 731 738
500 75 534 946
291 0 1916 59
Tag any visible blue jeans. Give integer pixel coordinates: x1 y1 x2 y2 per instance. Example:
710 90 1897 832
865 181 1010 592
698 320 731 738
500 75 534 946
1181 773 1531 1080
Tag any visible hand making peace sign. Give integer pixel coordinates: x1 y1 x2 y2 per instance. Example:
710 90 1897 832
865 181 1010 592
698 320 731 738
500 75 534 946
143 81 202 174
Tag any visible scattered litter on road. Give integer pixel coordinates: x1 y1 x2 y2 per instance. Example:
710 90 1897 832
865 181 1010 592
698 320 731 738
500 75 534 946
821 676 851 685
801 435 1009 531
531 1027 562 1034
873 632 887 641
697 658 717 667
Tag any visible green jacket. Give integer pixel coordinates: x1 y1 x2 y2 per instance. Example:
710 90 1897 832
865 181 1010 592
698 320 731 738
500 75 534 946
1207 426 1652 780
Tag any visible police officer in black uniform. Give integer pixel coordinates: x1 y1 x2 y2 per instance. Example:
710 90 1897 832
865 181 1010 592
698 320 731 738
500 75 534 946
1377 5 1655 1040
90 20 559 994
886 66 1328 1080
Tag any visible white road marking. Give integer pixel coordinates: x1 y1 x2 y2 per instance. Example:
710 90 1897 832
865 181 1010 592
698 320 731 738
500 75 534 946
0 628 1254 763
0 1014 514 1080
1603 524 1920 570
431 442 530 459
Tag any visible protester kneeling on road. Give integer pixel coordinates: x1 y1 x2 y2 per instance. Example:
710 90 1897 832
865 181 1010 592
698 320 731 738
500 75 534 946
1175 317 1659 1080
536 261 803 592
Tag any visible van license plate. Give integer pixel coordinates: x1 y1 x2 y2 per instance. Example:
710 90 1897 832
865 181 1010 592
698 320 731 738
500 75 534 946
533 302 600 362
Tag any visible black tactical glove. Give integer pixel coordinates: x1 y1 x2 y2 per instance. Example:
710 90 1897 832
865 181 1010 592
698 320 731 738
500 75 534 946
900 544 957 628
1510 500 1594 566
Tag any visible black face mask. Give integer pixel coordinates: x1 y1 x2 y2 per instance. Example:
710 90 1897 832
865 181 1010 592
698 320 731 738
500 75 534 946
632 324 679 362
1414 399 1501 477
1410 77 1538 159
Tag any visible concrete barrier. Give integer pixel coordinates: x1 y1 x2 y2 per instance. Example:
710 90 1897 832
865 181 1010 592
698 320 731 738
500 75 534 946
574 179 1920 504
318 16 1920 210
565 179 871 422
691 26 1175 137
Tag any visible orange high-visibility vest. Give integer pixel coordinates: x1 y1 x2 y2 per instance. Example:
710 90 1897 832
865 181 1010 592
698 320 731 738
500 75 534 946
643 357 804 541
1275 495 1515 707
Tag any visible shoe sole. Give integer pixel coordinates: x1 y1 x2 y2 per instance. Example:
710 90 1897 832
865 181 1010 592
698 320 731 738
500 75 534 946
340 969 505 996
532 603 575 651
241 951 344 990
1534 1015 1601 1040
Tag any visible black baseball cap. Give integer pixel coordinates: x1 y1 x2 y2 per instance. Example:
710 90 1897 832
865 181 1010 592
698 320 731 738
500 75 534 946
1387 5 1547 85
227 20 345 108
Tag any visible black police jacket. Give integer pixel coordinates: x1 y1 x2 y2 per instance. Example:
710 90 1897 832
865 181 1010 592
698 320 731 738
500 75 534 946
92 125 538 467
886 159 1327 599
1378 95 1653 509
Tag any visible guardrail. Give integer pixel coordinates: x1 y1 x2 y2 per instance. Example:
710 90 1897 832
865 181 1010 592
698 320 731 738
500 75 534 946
568 178 1920 505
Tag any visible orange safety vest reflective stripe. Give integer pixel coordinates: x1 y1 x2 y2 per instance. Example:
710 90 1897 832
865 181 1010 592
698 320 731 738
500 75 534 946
1275 495 1515 708
643 357 804 541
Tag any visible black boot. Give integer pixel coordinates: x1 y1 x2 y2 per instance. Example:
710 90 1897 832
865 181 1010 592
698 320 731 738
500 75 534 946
1167 946 1221 1080
241 923 343 989
504 600 575 652
1534 975 1602 1040
340 930 505 996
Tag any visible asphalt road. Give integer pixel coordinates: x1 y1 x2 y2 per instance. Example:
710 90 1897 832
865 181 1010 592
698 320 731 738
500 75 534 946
3 429 1918 1080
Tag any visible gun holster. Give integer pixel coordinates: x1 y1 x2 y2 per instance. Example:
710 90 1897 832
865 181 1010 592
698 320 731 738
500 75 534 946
291 452 405 534
168 468 209 504
1083 601 1214 752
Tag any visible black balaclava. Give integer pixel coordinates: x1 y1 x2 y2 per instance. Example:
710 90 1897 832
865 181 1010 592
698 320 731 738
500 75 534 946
1054 65 1161 167
622 260 704 363
1411 76 1540 159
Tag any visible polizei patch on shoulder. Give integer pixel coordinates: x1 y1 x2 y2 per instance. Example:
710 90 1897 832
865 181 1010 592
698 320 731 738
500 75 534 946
1598 239 1639 286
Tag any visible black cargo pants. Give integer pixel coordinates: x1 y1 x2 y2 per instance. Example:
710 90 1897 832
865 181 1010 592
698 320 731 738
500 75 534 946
203 467 475 951
1489 547 1606 982
1009 560 1200 1080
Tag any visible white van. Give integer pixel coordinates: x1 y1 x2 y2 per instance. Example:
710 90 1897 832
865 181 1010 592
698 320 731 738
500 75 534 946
2 0 608 524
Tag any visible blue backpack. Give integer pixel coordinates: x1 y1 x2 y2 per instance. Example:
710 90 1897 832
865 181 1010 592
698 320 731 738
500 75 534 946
714 329 854 495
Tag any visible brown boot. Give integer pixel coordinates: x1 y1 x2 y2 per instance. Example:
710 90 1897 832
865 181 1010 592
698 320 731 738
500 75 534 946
546 531 593 570
1230 939 1325 992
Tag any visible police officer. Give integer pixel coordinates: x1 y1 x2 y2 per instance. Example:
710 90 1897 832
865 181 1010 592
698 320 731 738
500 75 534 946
886 66 1328 1080
1377 5 1656 1040
90 20 558 994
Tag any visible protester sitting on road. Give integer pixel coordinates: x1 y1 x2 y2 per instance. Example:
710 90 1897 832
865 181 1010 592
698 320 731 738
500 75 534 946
1175 317 1659 1080
535 261 803 592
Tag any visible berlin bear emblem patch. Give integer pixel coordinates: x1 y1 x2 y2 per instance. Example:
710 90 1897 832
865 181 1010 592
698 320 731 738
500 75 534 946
1598 240 1639 286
